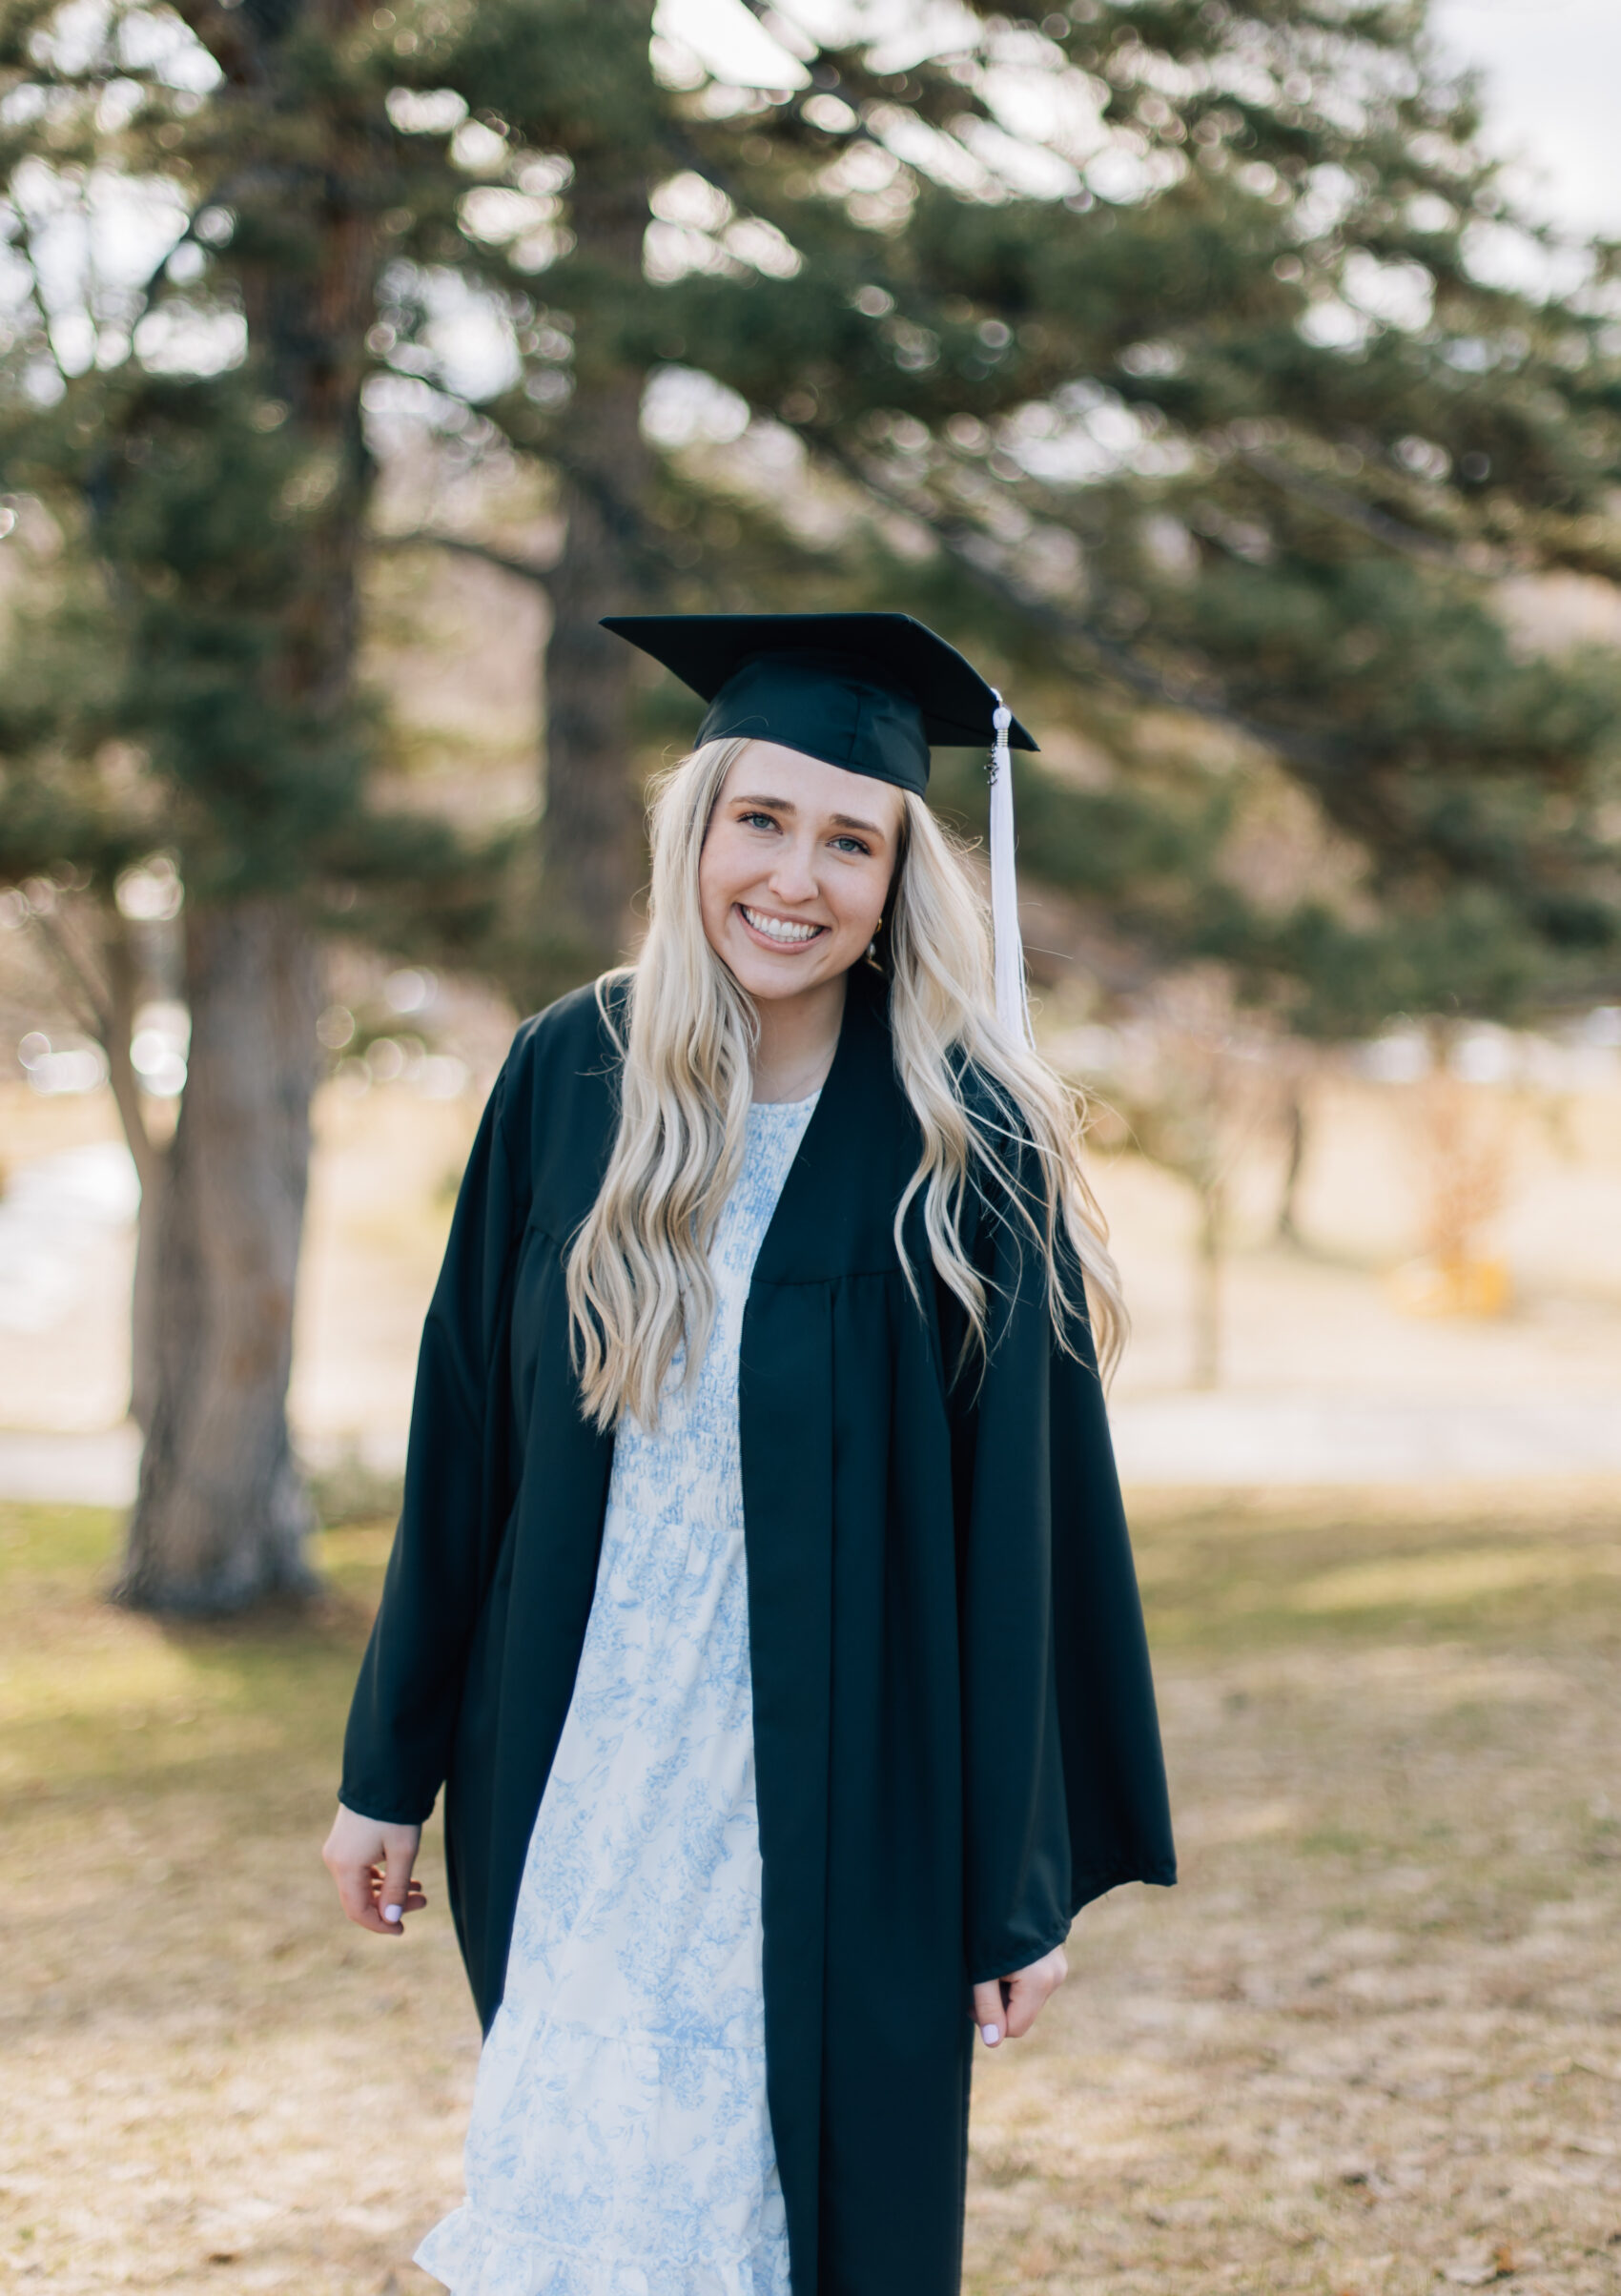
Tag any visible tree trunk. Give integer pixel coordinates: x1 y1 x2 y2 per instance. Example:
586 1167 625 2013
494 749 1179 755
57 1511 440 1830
100 910 166 1431
1274 1087 1306 1249
540 158 653 971
109 0 380 1607
26 895 170 1429
116 898 321 1612
1191 1176 1223 1391
129 1153 165 1436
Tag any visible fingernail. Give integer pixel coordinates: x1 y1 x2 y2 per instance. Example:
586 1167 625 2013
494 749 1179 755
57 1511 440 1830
383 1904 402 1924
981 2022 1000 2046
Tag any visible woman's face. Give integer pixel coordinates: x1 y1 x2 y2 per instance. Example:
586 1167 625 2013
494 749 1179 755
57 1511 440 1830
698 741 903 1003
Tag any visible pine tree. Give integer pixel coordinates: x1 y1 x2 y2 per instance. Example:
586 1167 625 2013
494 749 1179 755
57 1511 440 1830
6 0 1621 1606
396 0 1621 1022
0 0 491 1609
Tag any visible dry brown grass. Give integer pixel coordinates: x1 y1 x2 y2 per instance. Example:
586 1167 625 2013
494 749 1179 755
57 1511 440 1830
969 1485 1621 2296
2 1488 1618 2295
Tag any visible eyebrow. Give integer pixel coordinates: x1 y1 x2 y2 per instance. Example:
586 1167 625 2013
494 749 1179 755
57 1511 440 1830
730 792 890 839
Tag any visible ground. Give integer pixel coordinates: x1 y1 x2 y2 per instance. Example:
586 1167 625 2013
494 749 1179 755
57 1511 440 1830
2 1487 1617 2296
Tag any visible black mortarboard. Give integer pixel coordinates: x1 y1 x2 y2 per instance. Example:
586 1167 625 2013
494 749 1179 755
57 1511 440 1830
599 612 1037 797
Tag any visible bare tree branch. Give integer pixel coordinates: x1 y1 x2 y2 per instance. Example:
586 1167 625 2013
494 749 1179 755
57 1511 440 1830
29 899 160 1189
1236 445 1506 573
102 912 160 1198
5 198 71 385
30 902 108 1036
367 528 557 588
126 169 286 336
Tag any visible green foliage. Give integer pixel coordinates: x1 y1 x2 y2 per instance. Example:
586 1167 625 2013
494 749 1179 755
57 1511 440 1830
622 0 1621 1026
3 0 1620 1026
0 0 491 953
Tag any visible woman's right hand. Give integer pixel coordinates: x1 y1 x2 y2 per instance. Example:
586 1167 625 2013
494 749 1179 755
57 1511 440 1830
322 1802 426 1935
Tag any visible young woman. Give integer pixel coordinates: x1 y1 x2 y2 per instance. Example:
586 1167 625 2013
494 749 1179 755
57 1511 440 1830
325 614 1175 2296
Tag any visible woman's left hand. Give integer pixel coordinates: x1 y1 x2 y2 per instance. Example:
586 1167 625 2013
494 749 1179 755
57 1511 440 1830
973 1943 1068 2049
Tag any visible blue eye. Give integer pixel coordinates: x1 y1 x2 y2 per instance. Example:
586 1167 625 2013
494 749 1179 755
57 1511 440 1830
831 834 871 855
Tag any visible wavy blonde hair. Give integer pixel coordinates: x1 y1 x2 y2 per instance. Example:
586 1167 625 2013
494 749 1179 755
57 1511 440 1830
565 737 1126 1429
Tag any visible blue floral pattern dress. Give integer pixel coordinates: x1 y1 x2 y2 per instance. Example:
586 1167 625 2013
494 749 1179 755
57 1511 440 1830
417 1093 817 2296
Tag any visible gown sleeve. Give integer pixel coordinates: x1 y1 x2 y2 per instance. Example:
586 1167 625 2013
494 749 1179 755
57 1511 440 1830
339 1050 530 1827
952 1145 1177 1986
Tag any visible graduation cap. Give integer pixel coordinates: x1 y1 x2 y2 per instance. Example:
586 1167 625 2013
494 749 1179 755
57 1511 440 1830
601 612 1036 1042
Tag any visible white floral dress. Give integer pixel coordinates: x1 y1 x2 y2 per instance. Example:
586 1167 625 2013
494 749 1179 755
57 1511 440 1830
417 1093 817 2296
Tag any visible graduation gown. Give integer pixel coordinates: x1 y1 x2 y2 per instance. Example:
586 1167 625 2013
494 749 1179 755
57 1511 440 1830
339 963 1176 2296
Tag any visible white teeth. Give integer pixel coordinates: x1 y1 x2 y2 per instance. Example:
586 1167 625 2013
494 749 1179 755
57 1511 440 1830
742 906 822 945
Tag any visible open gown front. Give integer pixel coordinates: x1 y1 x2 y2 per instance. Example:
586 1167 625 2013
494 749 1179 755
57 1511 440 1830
418 1096 816 2295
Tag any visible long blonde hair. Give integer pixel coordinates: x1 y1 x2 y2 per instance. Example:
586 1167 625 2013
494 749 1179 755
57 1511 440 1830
565 738 1126 1429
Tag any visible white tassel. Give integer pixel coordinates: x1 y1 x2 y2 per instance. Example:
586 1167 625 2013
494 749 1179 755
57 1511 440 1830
988 691 1032 1045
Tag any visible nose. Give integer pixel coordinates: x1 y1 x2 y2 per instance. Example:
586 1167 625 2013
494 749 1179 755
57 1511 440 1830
766 835 819 907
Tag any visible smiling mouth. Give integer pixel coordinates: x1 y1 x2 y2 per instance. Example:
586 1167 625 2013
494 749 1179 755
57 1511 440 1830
739 904 827 947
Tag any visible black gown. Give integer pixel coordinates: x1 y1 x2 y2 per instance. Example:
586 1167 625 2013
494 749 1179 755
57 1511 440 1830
339 964 1176 2295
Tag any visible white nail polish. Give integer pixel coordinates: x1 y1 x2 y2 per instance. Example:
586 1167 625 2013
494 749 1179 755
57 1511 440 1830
981 2023 1000 2046
383 1904 402 1924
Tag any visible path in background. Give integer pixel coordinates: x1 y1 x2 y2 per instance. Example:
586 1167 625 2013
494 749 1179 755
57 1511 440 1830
9 1385 1621 1507
1109 1390 1621 1485
4 1072 1621 1491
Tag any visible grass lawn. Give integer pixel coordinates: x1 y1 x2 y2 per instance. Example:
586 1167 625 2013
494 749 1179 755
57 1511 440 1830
2 1486 1619 2294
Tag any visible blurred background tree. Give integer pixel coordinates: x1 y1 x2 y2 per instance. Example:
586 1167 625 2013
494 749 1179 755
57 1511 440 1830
4 0 1621 1606
0 0 496 1609
421 0 1621 1024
